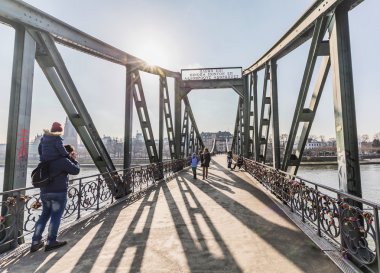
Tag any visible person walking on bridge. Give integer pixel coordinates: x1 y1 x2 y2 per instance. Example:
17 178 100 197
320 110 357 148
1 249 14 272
191 153 199 179
201 148 211 179
30 144 80 253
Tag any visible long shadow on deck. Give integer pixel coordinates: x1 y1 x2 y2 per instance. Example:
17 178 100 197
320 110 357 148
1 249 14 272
176 157 339 273
0 159 340 273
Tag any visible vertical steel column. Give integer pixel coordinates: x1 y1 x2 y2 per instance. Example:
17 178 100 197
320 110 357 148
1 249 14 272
131 71 158 163
243 75 250 158
161 76 176 159
232 104 239 153
269 60 280 169
189 124 195 155
1 27 35 251
159 76 164 162
174 79 182 159
3 27 36 192
258 64 270 163
238 98 244 155
252 72 260 161
329 4 362 200
182 95 204 148
124 64 133 170
180 108 189 157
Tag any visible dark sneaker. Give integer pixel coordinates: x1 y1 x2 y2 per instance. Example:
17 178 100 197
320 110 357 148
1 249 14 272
30 241 44 253
45 241 67 252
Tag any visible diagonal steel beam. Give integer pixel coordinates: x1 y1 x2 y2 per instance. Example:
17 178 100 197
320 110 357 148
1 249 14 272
32 31 124 196
250 72 260 161
182 95 204 148
282 17 329 171
257 64 270 163
180 107 189 157
131 70 159 163
231 100 240 154
269 60 280 169
288 56 331 175
159 76 176 159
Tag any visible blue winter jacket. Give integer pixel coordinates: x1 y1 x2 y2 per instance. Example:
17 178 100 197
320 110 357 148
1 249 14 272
38 130 69 161
40 157 80 194
191 155 199 167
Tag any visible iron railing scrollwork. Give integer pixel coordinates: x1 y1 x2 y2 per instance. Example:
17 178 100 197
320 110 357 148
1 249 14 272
242 157 380 270
0 157 190 254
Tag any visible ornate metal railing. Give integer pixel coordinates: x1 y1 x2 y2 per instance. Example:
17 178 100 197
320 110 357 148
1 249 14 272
242 157 380 272
0 158 190 253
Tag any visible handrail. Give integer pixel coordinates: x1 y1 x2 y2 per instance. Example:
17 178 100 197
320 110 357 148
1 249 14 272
241 156 380 269
249 157 380 209
0 158 191 254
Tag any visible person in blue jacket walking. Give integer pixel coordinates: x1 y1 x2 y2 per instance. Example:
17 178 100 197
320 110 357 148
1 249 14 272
30 144 80 253
191 153 199 179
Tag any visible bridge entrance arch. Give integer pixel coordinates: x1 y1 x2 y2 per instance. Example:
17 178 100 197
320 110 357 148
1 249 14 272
174 67 253 159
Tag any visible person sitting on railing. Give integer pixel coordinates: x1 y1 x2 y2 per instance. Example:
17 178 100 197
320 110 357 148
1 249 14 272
30 144 80 253
231 154 244 171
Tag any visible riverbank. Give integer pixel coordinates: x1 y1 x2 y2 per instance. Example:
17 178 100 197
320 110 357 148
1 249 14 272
1 158 380 168
300 159 380 166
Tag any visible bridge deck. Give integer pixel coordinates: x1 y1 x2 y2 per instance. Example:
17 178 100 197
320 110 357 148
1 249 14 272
1 155 339 273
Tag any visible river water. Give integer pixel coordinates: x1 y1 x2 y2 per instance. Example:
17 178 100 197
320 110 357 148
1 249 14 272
1 164 379 204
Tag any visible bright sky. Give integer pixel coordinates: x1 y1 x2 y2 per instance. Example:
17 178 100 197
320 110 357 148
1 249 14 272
0 0 379 143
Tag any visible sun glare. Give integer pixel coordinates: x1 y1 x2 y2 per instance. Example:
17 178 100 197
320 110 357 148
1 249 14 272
135 40 171 68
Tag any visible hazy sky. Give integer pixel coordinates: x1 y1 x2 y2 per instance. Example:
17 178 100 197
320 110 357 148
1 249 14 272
0 0 379 144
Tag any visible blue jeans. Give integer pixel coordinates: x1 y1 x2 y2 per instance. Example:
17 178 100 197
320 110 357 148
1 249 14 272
32 192 67 245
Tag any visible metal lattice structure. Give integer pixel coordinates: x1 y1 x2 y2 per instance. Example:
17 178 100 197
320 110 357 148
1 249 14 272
0 0 375 267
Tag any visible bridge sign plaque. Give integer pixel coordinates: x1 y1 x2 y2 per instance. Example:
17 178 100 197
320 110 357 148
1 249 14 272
181 67 242 81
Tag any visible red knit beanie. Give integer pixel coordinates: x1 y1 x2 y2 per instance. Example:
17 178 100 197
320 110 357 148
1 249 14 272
51 122 63 132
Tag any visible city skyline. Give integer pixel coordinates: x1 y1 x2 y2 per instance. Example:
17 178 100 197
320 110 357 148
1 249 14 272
0 1 379 144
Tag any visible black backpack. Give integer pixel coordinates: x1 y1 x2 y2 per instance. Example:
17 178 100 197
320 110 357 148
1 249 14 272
31 158 61 188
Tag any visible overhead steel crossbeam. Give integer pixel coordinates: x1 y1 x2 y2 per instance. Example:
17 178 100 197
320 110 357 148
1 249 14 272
0 0 179 78
181 79 244 98
243 0 362 75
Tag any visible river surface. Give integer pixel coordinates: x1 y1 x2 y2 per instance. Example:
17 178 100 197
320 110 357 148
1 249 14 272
1 164 379 204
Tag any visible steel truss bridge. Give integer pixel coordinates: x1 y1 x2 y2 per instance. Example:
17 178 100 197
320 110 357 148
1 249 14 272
1 1 379 272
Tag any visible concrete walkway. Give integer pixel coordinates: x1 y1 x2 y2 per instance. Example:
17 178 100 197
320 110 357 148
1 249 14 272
0 155 340 273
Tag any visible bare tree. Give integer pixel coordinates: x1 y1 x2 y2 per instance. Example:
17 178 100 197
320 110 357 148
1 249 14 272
280 133 288 147
361 134 370 143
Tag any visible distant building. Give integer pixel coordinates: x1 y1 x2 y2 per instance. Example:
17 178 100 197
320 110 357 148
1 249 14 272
305 138 323 149
63 117 78 151
29 134 43 160
201 131 233 152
